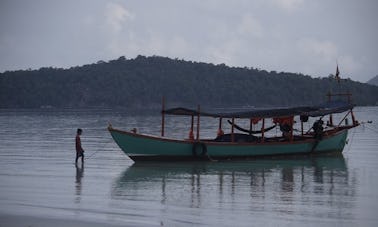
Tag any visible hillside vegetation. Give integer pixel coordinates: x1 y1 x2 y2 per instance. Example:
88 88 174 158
1 55 378 108
367 75 378 86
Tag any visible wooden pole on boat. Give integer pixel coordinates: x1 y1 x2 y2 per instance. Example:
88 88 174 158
344 92 357 125
261 118 265 143
337 110 352 127
161 96 165 137
290 116 294 142
196 105 200 141
217 117 223 136
351 111 356 125
191 115 194 131
348 92 356 124
231 117 235 142
351 109 357 125
189 114 194 140
249 119 253 135
327 92 334 126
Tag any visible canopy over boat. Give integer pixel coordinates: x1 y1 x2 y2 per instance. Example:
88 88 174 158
163 100 354 119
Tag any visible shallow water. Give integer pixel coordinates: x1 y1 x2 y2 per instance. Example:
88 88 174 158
0 107 377 226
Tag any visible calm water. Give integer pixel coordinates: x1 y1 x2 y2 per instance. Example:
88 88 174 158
0 107 377 226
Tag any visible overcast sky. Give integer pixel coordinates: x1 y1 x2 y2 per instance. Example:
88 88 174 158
0 0 377 82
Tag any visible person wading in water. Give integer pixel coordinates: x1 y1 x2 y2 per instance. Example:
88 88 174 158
75 128 85 164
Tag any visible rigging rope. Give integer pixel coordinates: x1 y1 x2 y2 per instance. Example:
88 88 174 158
344 127 356 153
86 150 100 159
85 138 113 160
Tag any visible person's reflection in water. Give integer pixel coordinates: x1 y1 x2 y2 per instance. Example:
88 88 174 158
75 163 84 203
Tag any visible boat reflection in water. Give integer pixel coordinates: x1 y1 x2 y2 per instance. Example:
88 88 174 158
111 154 356 225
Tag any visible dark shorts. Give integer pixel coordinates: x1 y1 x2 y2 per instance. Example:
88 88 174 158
76 151 84 157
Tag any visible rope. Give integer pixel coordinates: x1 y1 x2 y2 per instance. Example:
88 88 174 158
344 127 356 153
345 122 375 153
84 138 113 160
86 150 100 159
206 153 218 162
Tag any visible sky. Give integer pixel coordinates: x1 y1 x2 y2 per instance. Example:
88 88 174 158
0 0 377 82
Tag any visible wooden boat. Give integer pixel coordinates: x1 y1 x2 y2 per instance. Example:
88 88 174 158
108 93 359 161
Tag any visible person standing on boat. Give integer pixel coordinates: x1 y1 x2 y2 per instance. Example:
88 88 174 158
280 123 292 140
75 128 85 164
312 119 324 139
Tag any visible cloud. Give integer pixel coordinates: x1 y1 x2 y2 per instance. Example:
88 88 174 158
297 38 338 61
168 36 190 57
205 39 241 65
338 55 361 77
270 0 304 12
237 14 263 38
102 3 137 57
105 2 134 34
294 37 363 78
200 13 266 66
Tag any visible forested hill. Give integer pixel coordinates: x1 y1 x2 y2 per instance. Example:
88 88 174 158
367 75 378 86
1 55 378 109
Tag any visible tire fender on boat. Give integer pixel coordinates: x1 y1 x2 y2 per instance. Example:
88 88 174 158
192 142 207 157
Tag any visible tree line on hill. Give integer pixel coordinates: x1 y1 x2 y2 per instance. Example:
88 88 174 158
1 55 378 109
367 75 378 86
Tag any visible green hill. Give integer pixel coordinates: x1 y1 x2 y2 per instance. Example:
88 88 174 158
1 55 378 108
367 75 378 86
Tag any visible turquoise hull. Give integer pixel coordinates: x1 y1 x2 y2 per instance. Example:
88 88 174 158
108 127 349 161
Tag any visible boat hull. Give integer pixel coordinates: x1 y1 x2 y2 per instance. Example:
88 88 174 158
108 127 349 161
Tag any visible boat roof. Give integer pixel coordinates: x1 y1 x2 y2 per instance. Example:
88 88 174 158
163 101 354 119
